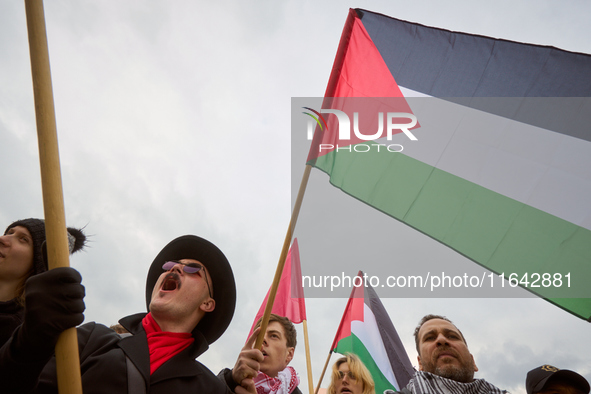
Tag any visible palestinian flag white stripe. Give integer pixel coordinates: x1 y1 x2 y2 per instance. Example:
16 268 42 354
385 95 591 231
351 304 400 390
332 274 415 393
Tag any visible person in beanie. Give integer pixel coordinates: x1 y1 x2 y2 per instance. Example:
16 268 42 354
0 218 86 345
526 365 590 394
0 234 236 394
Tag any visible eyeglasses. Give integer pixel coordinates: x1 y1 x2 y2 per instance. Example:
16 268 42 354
162 260 213 299
337 371 357 380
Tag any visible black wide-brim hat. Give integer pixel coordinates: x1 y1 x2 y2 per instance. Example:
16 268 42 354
145 235 236 345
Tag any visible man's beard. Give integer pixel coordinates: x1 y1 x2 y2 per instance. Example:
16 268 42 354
432 364 474 383
421 347 474 383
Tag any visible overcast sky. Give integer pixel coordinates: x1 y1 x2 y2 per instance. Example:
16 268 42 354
1 1 590 393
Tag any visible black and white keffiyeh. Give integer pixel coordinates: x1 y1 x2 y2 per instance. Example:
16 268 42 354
406 371 509 394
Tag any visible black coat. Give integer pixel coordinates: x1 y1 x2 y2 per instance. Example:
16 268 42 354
0 299 23 346
1 312 230 393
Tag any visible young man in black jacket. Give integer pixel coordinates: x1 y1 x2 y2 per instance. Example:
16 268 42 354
220 313 302 394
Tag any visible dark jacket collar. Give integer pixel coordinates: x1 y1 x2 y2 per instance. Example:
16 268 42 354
118 313 211 383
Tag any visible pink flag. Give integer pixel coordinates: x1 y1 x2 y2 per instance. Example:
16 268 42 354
248 238 306 337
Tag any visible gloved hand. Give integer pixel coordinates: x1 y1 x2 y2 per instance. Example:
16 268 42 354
18 267 85 354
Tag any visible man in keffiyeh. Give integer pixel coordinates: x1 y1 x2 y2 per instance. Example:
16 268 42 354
219 313 302 394
403 314 508 394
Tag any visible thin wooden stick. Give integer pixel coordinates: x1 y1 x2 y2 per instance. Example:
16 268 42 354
315 350 333 394
24 1 82 393
303 320 314 394
315 277 361 394
254 164 313 349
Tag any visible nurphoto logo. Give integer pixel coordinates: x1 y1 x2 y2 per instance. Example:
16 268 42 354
303 105 418 155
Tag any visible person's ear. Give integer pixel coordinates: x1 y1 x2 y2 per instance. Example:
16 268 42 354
285 347 295 365
200 298 215 313
418 355 423 371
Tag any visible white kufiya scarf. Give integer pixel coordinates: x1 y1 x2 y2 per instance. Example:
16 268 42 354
254 366 300 394
406 371 509 394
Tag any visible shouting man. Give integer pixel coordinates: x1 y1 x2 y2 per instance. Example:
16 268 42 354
0 234 236 393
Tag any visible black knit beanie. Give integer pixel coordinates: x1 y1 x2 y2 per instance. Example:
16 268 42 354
4 218 87 275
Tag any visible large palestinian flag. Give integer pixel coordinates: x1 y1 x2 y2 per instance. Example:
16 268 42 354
332 271 415 393
308 9 591 320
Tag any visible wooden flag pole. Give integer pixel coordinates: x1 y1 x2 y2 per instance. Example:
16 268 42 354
314 278 361 394
302 320 314 394
254 164 312 349
24 1 83 393
314 350 333 394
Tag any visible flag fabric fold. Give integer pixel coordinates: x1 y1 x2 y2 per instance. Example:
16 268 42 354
248 238 307 337
332 271 415 393
309 8 591 321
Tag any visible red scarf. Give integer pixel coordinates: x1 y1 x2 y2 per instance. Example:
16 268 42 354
142 313 194 374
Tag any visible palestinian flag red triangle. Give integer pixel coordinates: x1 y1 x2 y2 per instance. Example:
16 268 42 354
326 9 405 98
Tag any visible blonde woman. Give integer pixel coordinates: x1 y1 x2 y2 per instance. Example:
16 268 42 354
328 353 376 394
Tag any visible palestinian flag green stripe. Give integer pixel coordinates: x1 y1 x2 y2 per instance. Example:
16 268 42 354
313 148 591 319
336 333 398 394
330 273 414 391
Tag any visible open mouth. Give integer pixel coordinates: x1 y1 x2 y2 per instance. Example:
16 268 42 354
340 388 352 394
161 273 181 292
